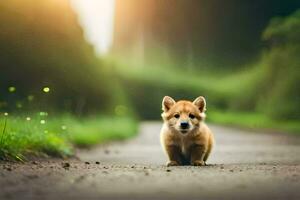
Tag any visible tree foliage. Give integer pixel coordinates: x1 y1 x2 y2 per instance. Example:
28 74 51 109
0 0 111 114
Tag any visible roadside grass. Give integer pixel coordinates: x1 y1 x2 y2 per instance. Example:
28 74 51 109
208 110 300 134
69 117 138 147
0 114 138 161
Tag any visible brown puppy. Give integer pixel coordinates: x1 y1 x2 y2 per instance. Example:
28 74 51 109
160 96 214 166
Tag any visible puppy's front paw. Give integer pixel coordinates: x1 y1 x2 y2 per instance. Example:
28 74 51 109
192 160 205 166
166 161 180 166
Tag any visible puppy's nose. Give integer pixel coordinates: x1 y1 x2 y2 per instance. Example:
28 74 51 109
180 122 189 129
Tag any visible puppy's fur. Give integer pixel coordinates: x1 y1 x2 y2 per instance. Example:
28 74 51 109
160 96 214 166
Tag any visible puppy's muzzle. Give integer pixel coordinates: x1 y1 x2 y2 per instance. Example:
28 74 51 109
180 122 189 129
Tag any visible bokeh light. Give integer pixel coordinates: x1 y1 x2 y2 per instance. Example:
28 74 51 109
115 105 127 116
43 87 50 93
27 95 34 101
8 86 16 93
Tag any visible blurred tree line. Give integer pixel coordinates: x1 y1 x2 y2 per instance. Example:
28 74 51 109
113 0 299 68
112 0 300 120
258 10 300 119
0 0 113 114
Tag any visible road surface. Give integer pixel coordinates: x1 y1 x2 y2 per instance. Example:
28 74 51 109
1 122 300 200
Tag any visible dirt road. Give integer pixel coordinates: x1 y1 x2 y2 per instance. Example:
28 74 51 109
1 122 300 200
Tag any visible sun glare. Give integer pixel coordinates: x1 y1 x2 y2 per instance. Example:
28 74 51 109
71 0 115 55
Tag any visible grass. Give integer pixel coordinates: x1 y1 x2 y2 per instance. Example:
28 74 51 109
208 110 300 134
0 113 138 161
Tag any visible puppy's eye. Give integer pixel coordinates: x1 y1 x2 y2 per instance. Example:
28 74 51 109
189 114 195 119
174 114 180 119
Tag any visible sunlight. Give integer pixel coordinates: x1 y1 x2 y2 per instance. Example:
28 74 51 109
71 0 115 55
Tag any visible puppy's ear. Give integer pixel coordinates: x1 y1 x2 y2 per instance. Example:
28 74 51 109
162 96 175 112
193 96 206 112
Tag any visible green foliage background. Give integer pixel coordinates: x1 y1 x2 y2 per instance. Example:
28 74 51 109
110 9 300 123
0 0 114 115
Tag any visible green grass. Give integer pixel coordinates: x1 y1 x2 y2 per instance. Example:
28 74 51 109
0 113 138 161
208 110 300 134
69 117 138 147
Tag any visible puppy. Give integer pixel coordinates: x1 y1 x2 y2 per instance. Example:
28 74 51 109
160 96 214 166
